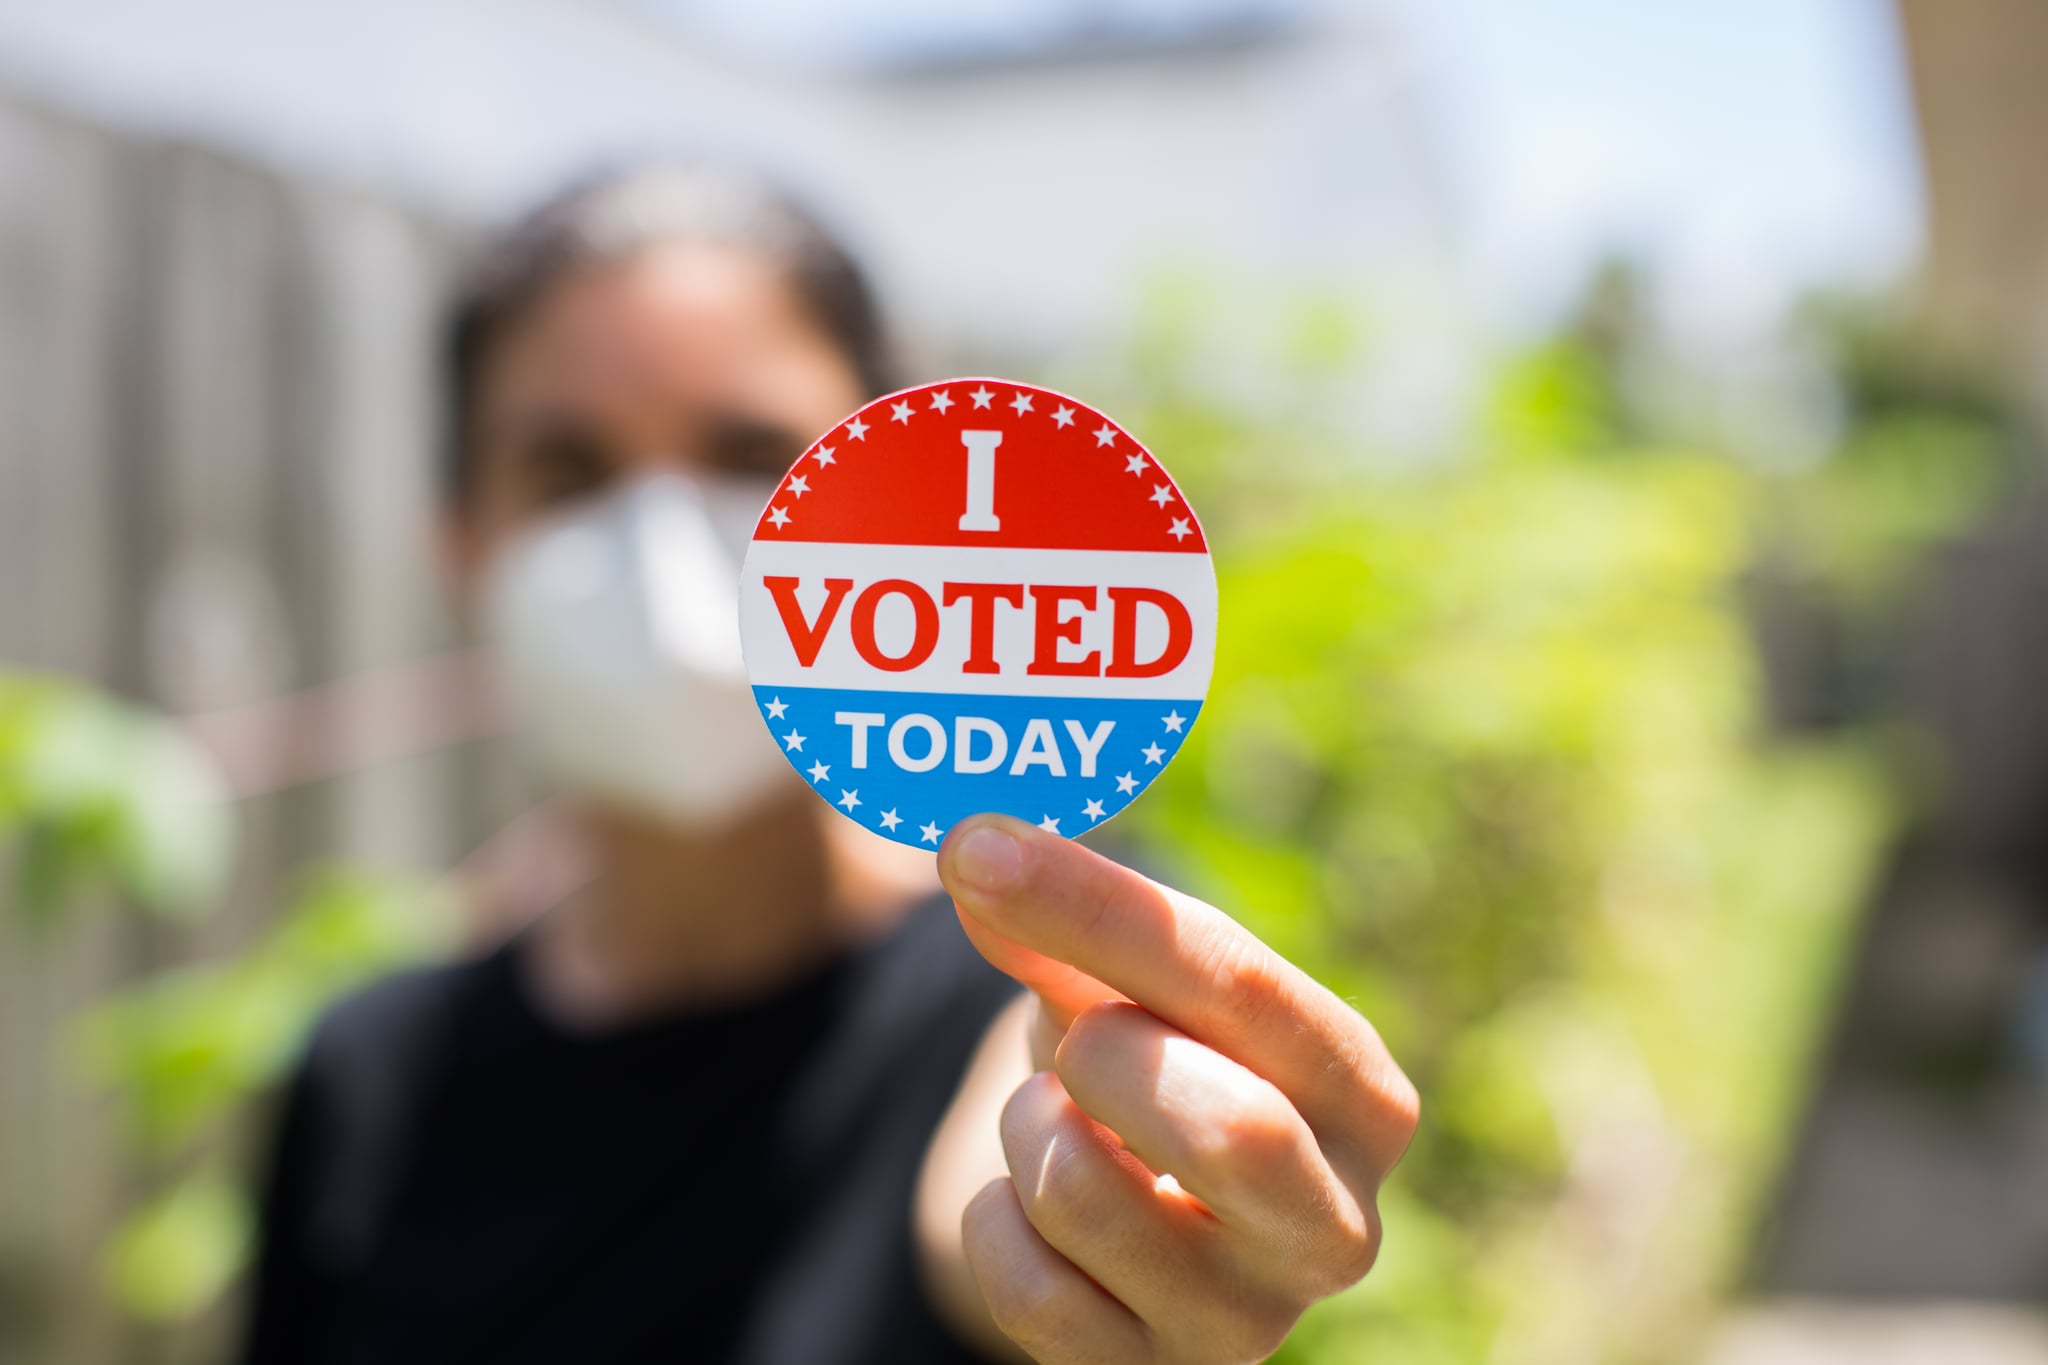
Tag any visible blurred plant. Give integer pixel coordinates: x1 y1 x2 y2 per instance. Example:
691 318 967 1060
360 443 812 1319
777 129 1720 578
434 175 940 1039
1775 289 2018 612
73 863 450 1319
0 671 232 926
1071 270 2011 1362
1 668 449 1322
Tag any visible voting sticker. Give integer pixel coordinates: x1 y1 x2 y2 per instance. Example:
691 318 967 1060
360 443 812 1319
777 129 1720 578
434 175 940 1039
737 378 1217 849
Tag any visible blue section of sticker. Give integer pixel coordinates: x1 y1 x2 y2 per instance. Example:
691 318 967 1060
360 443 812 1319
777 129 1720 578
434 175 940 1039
753 685 1201 848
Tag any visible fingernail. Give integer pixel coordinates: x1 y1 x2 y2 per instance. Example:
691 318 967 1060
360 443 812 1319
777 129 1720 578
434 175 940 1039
953 824 1023 894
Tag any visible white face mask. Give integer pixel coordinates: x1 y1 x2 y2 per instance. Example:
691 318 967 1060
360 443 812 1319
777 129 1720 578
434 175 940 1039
482 472 790 824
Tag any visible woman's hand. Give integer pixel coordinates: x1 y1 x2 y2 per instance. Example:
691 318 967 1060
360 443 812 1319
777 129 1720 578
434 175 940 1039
926 813 1418 1365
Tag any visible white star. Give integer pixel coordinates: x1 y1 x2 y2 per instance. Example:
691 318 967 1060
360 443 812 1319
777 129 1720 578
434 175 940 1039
1009 391 1034 415
1142 743 1166 765
846 417 869 441
1083 798 1106 822
1115 772 1138 794
1051 405 1075 428
764 697 788 719
808 761 830 783
929 390 954 413
787 474 810 497
919 820 943 844
891 400 915 423
879 808 902 831
1167 518 1193 541
838 788 861 811
1094 423 1118 448
767 505 791 528
1038 814 1061 833
1149 484 1174 507
782 729 805 752
969 386 995 409
1125 453 1148 475
812 445 836 467
1162 710 1186 733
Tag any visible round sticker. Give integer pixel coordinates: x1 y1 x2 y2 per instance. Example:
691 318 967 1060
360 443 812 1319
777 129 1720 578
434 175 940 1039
738 378 1216 850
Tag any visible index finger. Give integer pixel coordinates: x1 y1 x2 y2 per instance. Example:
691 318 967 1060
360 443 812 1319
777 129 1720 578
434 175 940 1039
938 813 1417 1175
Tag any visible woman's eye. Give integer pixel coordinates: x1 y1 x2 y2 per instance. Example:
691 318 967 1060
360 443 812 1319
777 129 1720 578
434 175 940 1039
523 431 615 506
698 418 808 479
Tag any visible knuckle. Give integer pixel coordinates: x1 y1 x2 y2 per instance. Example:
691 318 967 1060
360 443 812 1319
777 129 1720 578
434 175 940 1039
1342 1207 1386 1286
984 1261 1089 1357
1026 1127 1107 1243
1381 1068 1422 1147
1323 1026 1421 1180
1251 1181 1382 1304
1232 1303 1304 1364
1055 1000 1144 1075
1000 1071 1067 1157
1191 1279 1303 1364
1069 868 1131 947
961 1178 1014 1245
1309 1199 1383 1295
1251 1302 1307 1360
1196 936 1289 1043
1347 1063 1422 1180
1184 1096 1303 1185
1056 997 1122 1050
959 1181 1102 1362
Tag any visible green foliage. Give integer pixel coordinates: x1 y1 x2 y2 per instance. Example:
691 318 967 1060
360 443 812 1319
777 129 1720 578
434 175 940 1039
101 1171 252 1323
1 668 450 1321
0 672 232 926
1076 283 1987 1360
1769 288 2020 619
69 865 452 1158
69 862 450 1320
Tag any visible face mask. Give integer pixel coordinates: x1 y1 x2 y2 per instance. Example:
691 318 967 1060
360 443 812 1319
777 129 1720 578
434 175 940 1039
482 471 790 824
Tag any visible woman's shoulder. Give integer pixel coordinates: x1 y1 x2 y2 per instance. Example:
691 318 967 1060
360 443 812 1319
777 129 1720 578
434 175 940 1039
299 950 504 1094
255 954 512 1288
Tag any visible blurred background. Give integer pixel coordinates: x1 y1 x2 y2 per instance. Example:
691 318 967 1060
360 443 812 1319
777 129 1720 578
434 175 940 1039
2 1 2046 1361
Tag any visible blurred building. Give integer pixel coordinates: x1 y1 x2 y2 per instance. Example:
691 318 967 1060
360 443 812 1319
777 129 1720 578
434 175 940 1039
1743 2 2048 1348
0 0 1441 357
1899 0 2048 389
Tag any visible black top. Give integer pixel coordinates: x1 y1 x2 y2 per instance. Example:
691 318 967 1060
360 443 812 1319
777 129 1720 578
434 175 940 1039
239 895 1019 1365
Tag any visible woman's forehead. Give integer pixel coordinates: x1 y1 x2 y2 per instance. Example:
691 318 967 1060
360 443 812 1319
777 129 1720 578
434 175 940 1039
481 246 859 417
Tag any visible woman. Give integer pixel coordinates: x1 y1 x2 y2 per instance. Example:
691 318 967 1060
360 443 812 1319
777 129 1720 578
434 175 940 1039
240 165 1417 1365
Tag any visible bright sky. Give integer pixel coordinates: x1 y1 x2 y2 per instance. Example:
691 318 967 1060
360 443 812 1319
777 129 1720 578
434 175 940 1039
685 0 1926 332
0 0 1921 335
1403 0 1922 333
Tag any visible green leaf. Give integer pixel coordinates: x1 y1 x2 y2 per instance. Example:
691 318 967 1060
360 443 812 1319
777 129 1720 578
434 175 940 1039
0 671 233 927
68 862 450 1156
101 1170 251 1321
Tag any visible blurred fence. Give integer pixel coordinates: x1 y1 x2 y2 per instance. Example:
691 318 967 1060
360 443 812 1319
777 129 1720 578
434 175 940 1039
0 92 515 1364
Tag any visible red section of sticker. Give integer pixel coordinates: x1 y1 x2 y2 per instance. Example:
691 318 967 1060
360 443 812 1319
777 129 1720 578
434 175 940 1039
751 379 1208 554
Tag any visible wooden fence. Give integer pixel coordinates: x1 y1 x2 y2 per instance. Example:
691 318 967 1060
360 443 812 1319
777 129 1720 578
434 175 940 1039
0 92 518 1365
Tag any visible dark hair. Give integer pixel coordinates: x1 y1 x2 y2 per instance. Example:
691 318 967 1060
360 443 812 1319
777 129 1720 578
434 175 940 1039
440 163 895 504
